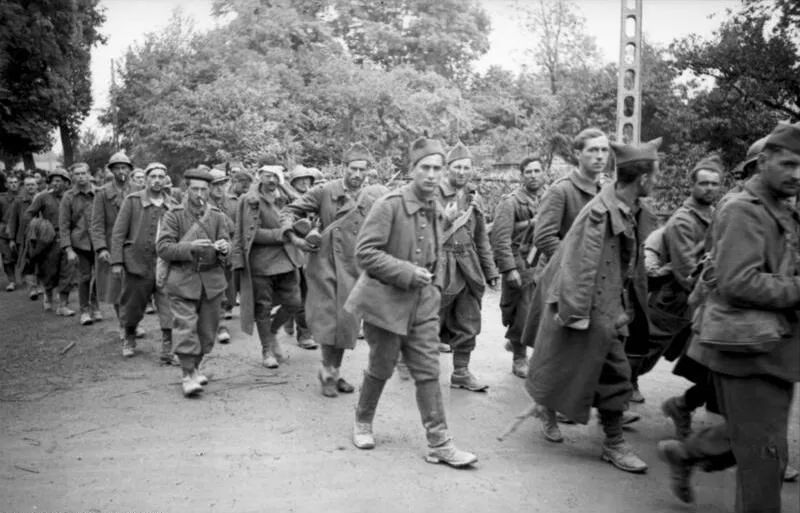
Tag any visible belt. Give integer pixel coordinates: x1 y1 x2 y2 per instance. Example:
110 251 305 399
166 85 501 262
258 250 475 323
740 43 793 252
179 259 221 273
443 241 472 254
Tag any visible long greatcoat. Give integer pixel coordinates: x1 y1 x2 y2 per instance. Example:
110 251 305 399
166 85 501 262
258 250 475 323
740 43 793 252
90 182 130 303
282 180 388 348
231 186 302 336
523 184 652 424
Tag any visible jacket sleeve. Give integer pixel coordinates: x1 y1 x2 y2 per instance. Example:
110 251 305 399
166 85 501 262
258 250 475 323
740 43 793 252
6 199 20 241
355 196 416 290
715 200 800 309
58 193 72 249
280 185 323 233
533 185 566 259
231 198 245 270
474 208 499 281
156 210 194 262
664 211 702 291
490 198 516 273
90 191 107 252
110 197 131 266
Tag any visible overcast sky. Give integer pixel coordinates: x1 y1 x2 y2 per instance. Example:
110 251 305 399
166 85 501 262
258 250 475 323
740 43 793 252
85 0 738 132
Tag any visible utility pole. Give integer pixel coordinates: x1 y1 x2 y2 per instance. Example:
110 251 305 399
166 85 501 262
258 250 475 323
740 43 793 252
616 0 643 144
110 58 119 148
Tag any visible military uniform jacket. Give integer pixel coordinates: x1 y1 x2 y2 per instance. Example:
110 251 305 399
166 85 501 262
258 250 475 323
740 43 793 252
156 203 229 300
23 190 61 233
0 191 15 241
663 196 713 292
59 186 96 251
6 192 33 245
688 175 800 383
490 188 540 285
436 180 498 298
110 191 174 278
345 184 444 336
91 182 130 253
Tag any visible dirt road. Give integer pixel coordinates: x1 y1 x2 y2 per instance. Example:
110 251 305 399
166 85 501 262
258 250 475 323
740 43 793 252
1 288 798 513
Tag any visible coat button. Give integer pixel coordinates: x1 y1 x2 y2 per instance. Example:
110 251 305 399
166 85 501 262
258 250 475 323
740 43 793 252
415 249 421 253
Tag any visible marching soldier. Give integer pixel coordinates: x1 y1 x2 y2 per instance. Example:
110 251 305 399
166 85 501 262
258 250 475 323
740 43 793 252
523 138 661 473
6 175 40 299
345 137 477 468
110 163 175 360
207 169 237 343
490 156 546 378
157 168 230 397
1 173 20 291
436 142 499 391
59 162 100 326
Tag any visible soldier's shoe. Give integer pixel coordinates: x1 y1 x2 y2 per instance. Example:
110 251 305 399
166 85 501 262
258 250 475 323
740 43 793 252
262 352 279 369
6 282 16 292
181 375 203 397
283 322 295 337
192 370 209 386
91 307 103 322
135 326 146 338
57 305 76 317
661 396 693 440
145 302 156 315
216 326 231 344
28 287 40 300
223 309 233 320
319 370 338 398
336 377 355 394
785 464 799 482
80 310 93 326
450 370 489 392
657 440 695 503
601 440 648 474
297 337 318 350
534 406 563 443
504 340 513 352
630 386 645 404
556 412 576 424
438 342 452 353
425 442 478 468
352 422 375 450
122 339 135 358
621 411 641 425
159 353 178 366
511 357 528 378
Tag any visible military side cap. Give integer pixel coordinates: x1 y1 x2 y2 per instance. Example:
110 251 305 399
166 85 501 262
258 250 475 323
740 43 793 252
692 155 725 176
446 141 472 165
107 151 132 169
183 168 214 183
209 169 230 184
47 168 71 183
765 122 800 156
733 136 768 176
610 137 662 167
344 143 373 164
145 162 167 175
408 137 446 170
233 171 253 184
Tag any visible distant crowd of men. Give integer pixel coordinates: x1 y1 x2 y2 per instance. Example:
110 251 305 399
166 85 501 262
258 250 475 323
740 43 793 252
1 122 799 513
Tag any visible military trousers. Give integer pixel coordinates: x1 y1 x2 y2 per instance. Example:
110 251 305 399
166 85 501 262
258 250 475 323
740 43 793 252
683 372 793 513
73 248 97 310
499 279 534 350
119 272 172 330
36 241 73 294
439 285 481 354
169 288 222 357
592 337 634 413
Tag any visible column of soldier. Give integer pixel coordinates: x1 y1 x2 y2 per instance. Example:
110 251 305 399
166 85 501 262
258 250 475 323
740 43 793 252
1 122 799 512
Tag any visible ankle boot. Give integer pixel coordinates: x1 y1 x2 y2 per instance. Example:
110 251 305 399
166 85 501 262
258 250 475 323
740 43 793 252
353 374 386 449
415 380 450 448
451 351 488 392
319 365 338 397
257 320 279 368
160 329 175 365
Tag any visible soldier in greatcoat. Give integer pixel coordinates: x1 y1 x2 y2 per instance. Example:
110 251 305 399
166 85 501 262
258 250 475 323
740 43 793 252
59 162 100 326
658 123 800 508
344 137 477 469
435 142 498 391
282 144 384 397
207 169 238 344
110 163 175 360
157 168 230 397
490 156 546 378
0 173 20 291
523 138 662 474
6 175 40 299
231 165 304 368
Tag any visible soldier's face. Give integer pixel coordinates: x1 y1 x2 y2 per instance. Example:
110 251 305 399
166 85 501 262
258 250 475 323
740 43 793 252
411 154 444 196
72 166 91 187
132 171 146 189
259 171 279 192
692 169 721 205
576 136 610 177
521 160 545 192
292 177 312 193
447 158 471 189
209 181 227 201
233 179 251 195
50 176 68 193
760 148 800 198
7 176 19 192
146 169 166 194
110 163 131 182
187 179 209 207
637 162 660 197
344 160 367 190
23 178 37 195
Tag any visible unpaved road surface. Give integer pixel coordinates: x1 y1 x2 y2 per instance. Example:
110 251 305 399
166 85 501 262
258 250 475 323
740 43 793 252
1 288 798 513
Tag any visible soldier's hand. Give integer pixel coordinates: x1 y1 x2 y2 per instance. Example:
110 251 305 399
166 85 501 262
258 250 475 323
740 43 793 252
65 247 77 262
189 239 213 254
9 241 16 253
213 239 230 255
111 264 124 276
444 201 459 222
504 269 522 289
487 277 499 290
289 233 318 253
411 267 433 288
97 249 110 263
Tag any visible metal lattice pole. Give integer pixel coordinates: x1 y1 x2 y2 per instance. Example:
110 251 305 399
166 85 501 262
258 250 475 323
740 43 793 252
616 0 643 144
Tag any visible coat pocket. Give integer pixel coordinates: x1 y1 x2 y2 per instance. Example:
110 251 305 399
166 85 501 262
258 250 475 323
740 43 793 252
344 272 413 336
694 295 791 354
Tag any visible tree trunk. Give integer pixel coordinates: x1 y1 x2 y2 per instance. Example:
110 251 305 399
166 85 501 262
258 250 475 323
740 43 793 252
59 121 74 167
23 153 35 170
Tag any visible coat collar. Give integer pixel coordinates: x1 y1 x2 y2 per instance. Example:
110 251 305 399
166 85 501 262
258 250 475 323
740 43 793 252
597 183 634 236
514 186 540 205
568 169 601 197
744 175 800 231
400 183 436 215
682 196 713 225
438 179 459 199
135 189 169 208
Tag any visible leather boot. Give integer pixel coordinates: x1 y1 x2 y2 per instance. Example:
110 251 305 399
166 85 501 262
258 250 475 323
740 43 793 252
661 396 693 440
657 440 695 503
511 345 528 379
319 365 338 398
415 380 450 448
535 406 563 443
353 373 386 450
450 351 488 392
122 328 136 358
257 320 279 368
159 329 175 365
